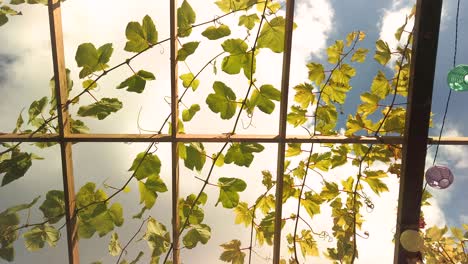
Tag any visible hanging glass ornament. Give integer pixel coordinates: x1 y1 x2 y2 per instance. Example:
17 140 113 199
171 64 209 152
447 64 468 91
425 165 454 189
400 229 424 252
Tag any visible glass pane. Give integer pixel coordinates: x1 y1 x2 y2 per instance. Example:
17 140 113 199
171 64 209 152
61 0 171 134
0 4 56 132
0 143 68 263
179 143 277 263
72 142 172 263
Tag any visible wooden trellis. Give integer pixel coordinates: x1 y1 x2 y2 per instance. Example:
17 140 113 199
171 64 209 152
0 0 448 263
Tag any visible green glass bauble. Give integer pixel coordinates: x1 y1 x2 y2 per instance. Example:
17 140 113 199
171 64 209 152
447 64 468 91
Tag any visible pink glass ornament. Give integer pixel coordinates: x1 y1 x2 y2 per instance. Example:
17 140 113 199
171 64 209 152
425 165 454 189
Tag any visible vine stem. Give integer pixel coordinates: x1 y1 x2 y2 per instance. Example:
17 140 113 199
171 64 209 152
291 32 361 263
162 2 271 263
116 217 150 264
350 29 413 264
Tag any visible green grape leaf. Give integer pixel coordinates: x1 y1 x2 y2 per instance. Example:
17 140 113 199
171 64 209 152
248 84 280 114
320 181 340 201
261 170 275 189
221 38 255 79
216 177 247 208
426 226 448 241
293 83 315 108
109 232 122 257
0 14 8 27
0 151 32 186
70 119 90 134
219 239 245 264
239 14 259 30
109 203 124 227
306 63 325 86
128 152 161 181
256 194 275 214
116 70 156 93
285 143 302 157
124 15 158 52
233 202 252 227
13 111 24 133
39 190 65 224
362 170 389 195
182 104 201 122
178 0 196 37
298 230 319 257
287 105 307 127
206 81 237 119
177 41 200 61
179 72 200 91
23 225 59 251
370 70 390 99
215 0 256 12
145 174 168 193
27 96 48 124
257 16 291 53
224 143 264 167
139 181 156 209
183 143 206 172
315 105 337 135
358 92 380 116
351 48 369 63
1 196 39 216
90 211 116 237
302 192 322 218
75 43 113 78
374 40 391 65
77 98 122 120
327 40 344 64
202 25 231 40
0 247 13 262
82 79 97 90
144 218 170 257
182 224 211 249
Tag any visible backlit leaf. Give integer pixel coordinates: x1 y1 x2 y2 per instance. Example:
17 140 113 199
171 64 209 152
129 152 161 181
182 104 201 122
117 70 156 93
216 177 247 208
374 40 391 65
77 98 122 120
178 0 196 37
206 81 237 119
224 143 264 167
177 41 200 61
182 224 211 249
238 14 259 30
202 25 231 40
219 239 245 264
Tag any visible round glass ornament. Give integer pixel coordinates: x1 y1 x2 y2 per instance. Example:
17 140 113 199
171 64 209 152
400 229 424 252
425 165 454 189
447 64 468 91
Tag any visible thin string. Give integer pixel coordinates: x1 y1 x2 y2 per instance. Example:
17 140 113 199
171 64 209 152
432 0 461 165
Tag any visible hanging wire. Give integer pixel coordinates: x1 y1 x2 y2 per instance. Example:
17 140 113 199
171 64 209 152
432 0 462 165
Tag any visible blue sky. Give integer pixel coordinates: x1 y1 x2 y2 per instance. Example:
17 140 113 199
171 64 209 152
0 0 467 263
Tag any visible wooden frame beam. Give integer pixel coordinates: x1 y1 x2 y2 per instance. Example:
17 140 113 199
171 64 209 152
169 0 180 263
3 133 468 145
273 0 296 263
48 0 79 263
394 0 442 263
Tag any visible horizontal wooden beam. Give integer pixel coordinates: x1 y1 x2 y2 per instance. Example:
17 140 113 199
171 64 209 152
1 133 468 145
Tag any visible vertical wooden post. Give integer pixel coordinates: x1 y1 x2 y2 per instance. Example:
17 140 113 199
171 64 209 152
170 0 180 263
394 0 442 263
48 1 79 263
273 0 295 263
